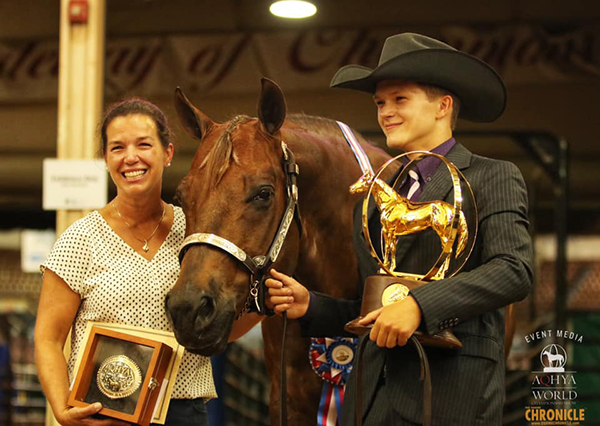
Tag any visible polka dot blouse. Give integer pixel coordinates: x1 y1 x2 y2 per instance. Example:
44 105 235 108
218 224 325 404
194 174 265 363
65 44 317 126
41 206 217 400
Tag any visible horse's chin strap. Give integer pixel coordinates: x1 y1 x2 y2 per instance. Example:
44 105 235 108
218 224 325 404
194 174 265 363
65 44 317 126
178 141 301 317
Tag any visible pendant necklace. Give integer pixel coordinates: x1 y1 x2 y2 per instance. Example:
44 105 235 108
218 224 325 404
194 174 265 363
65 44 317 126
113 202 166 252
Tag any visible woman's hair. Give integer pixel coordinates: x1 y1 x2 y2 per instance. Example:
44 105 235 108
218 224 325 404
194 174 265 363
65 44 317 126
100 98 172 154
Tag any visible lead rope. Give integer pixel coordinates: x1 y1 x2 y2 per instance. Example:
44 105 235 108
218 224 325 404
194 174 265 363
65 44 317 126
280 311 288 426
355 336 431 426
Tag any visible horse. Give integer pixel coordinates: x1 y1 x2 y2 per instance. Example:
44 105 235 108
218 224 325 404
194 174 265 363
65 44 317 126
349 173 468 279
165 78 394 425
543 350 565 367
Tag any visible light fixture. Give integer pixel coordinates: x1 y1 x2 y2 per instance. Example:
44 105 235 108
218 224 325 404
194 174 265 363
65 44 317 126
270 1 317 19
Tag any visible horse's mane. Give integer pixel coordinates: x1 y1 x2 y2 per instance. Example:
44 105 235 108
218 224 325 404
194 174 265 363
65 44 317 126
200 113 373 188
287 113 367 142
201 115 253 187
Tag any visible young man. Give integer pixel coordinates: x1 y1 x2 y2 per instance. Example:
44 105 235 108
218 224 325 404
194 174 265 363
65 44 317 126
267 33 533 426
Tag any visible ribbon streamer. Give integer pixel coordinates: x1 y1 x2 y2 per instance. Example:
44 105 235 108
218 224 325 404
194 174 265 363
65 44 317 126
310 337 358 426
336 121 374 176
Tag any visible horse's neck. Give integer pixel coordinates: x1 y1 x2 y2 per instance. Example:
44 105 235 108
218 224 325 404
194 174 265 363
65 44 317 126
284 125 366 298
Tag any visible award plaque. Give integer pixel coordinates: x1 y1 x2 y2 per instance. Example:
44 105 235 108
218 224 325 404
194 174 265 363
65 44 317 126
68 326 174 426
344 151 478 349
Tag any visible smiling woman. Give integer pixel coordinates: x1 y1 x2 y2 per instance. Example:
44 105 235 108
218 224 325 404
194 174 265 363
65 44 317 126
34 98 220 426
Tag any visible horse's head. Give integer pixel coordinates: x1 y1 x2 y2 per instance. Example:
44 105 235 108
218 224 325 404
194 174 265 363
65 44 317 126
349 172 374 195
165 79 300 356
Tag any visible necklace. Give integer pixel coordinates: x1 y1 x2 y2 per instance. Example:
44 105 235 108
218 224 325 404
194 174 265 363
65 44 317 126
113 202 166 252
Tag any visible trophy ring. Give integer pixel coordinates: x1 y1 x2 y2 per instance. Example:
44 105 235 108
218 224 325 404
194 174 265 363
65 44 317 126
362 151 478 280
97 355 143 400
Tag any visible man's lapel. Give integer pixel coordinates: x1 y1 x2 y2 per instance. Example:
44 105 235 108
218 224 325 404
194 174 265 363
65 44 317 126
419 143 472 203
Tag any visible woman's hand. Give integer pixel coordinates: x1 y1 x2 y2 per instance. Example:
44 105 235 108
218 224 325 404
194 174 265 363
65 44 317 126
34 270 129 426
265 269 310 319
358 295 422 348
56 402 129 425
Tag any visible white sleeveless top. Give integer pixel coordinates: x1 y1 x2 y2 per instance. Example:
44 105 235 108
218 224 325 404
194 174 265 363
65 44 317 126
41 206 217 400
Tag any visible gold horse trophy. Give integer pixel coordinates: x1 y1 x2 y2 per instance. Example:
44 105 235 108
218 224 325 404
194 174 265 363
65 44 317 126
344 151 477 349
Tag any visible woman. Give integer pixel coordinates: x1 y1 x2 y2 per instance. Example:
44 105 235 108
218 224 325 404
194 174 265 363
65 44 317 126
35 98 256 426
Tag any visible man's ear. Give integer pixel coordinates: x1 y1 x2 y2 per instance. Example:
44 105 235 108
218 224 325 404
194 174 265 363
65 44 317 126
437 95 453 120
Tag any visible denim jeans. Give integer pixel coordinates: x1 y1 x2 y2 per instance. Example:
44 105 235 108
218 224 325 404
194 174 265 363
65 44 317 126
152 398 208 426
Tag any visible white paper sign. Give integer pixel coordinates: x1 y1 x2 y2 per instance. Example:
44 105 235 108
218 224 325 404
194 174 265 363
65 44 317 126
43 159 107 210
21 229 56 273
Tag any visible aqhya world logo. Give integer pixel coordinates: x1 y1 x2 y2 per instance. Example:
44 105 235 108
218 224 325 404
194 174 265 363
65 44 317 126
525 331 586 424
531 344 577 401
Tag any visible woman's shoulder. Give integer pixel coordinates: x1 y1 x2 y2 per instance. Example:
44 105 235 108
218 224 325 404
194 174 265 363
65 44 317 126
172 205 185 225
169 205 186 239
172 204 184 216
60 211 104 238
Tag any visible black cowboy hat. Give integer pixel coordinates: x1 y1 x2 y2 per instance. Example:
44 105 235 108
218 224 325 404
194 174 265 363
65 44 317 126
330 33 506 122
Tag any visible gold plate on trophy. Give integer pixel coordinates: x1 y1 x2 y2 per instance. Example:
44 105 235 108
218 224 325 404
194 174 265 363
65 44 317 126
97 355 143 400
381 283 410 306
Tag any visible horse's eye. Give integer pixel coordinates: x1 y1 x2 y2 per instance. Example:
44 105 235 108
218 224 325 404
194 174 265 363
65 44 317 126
253 188 273 202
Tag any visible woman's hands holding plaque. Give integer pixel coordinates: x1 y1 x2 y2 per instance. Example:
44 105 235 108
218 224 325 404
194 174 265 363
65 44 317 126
358 295 422 348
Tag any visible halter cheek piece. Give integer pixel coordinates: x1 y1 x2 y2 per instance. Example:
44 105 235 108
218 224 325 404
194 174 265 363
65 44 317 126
178 141 301 317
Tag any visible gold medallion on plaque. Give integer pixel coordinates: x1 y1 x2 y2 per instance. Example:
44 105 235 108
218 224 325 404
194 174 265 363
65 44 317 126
97 355 142 399
381 283 410 306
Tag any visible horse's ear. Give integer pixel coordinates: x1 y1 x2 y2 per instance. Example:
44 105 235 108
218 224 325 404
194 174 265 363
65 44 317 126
258 78 286 135
174 87 214 141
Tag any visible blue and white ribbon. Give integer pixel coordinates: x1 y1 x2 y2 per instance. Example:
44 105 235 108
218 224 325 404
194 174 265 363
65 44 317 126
336 121 374 177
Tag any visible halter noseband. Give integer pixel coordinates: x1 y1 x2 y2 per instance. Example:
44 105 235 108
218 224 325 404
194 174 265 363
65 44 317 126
178 141 301 316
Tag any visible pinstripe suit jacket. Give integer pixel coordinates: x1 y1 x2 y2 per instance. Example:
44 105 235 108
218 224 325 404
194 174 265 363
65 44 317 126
300 143 533 426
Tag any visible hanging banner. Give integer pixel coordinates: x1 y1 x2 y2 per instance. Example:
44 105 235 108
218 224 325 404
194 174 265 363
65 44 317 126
1 24 598 102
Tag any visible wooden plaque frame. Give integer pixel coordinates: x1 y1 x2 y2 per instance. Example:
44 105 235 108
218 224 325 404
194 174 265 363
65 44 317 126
68 326 173 426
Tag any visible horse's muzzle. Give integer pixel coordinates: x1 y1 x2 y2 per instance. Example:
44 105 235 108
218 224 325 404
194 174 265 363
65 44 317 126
165 286 235 356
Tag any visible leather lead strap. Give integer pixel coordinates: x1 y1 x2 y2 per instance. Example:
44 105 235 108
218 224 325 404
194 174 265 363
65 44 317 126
355 336 370 426
280 312 288 426
410 336 432 426
355 336 431 426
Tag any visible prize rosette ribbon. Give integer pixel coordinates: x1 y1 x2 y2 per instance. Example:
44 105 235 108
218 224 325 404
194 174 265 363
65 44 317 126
309 337 358 426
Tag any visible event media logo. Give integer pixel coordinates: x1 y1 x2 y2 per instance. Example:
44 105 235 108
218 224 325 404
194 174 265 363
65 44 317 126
525 331 586 425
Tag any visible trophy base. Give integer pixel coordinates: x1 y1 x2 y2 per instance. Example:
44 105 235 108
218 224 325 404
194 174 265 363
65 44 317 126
344 275 462 350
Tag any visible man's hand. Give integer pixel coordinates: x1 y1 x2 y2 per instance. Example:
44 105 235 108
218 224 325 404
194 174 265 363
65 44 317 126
265 269 310 319
358 295 422 348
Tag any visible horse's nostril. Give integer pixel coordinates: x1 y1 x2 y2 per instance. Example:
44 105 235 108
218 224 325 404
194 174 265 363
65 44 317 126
198 295 216 319
167 287 218 334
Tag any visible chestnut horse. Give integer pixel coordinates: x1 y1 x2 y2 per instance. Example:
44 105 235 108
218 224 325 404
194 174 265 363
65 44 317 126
166 78 393 425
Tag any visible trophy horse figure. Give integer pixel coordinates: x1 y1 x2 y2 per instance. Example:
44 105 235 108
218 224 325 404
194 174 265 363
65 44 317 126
349 173 468 280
